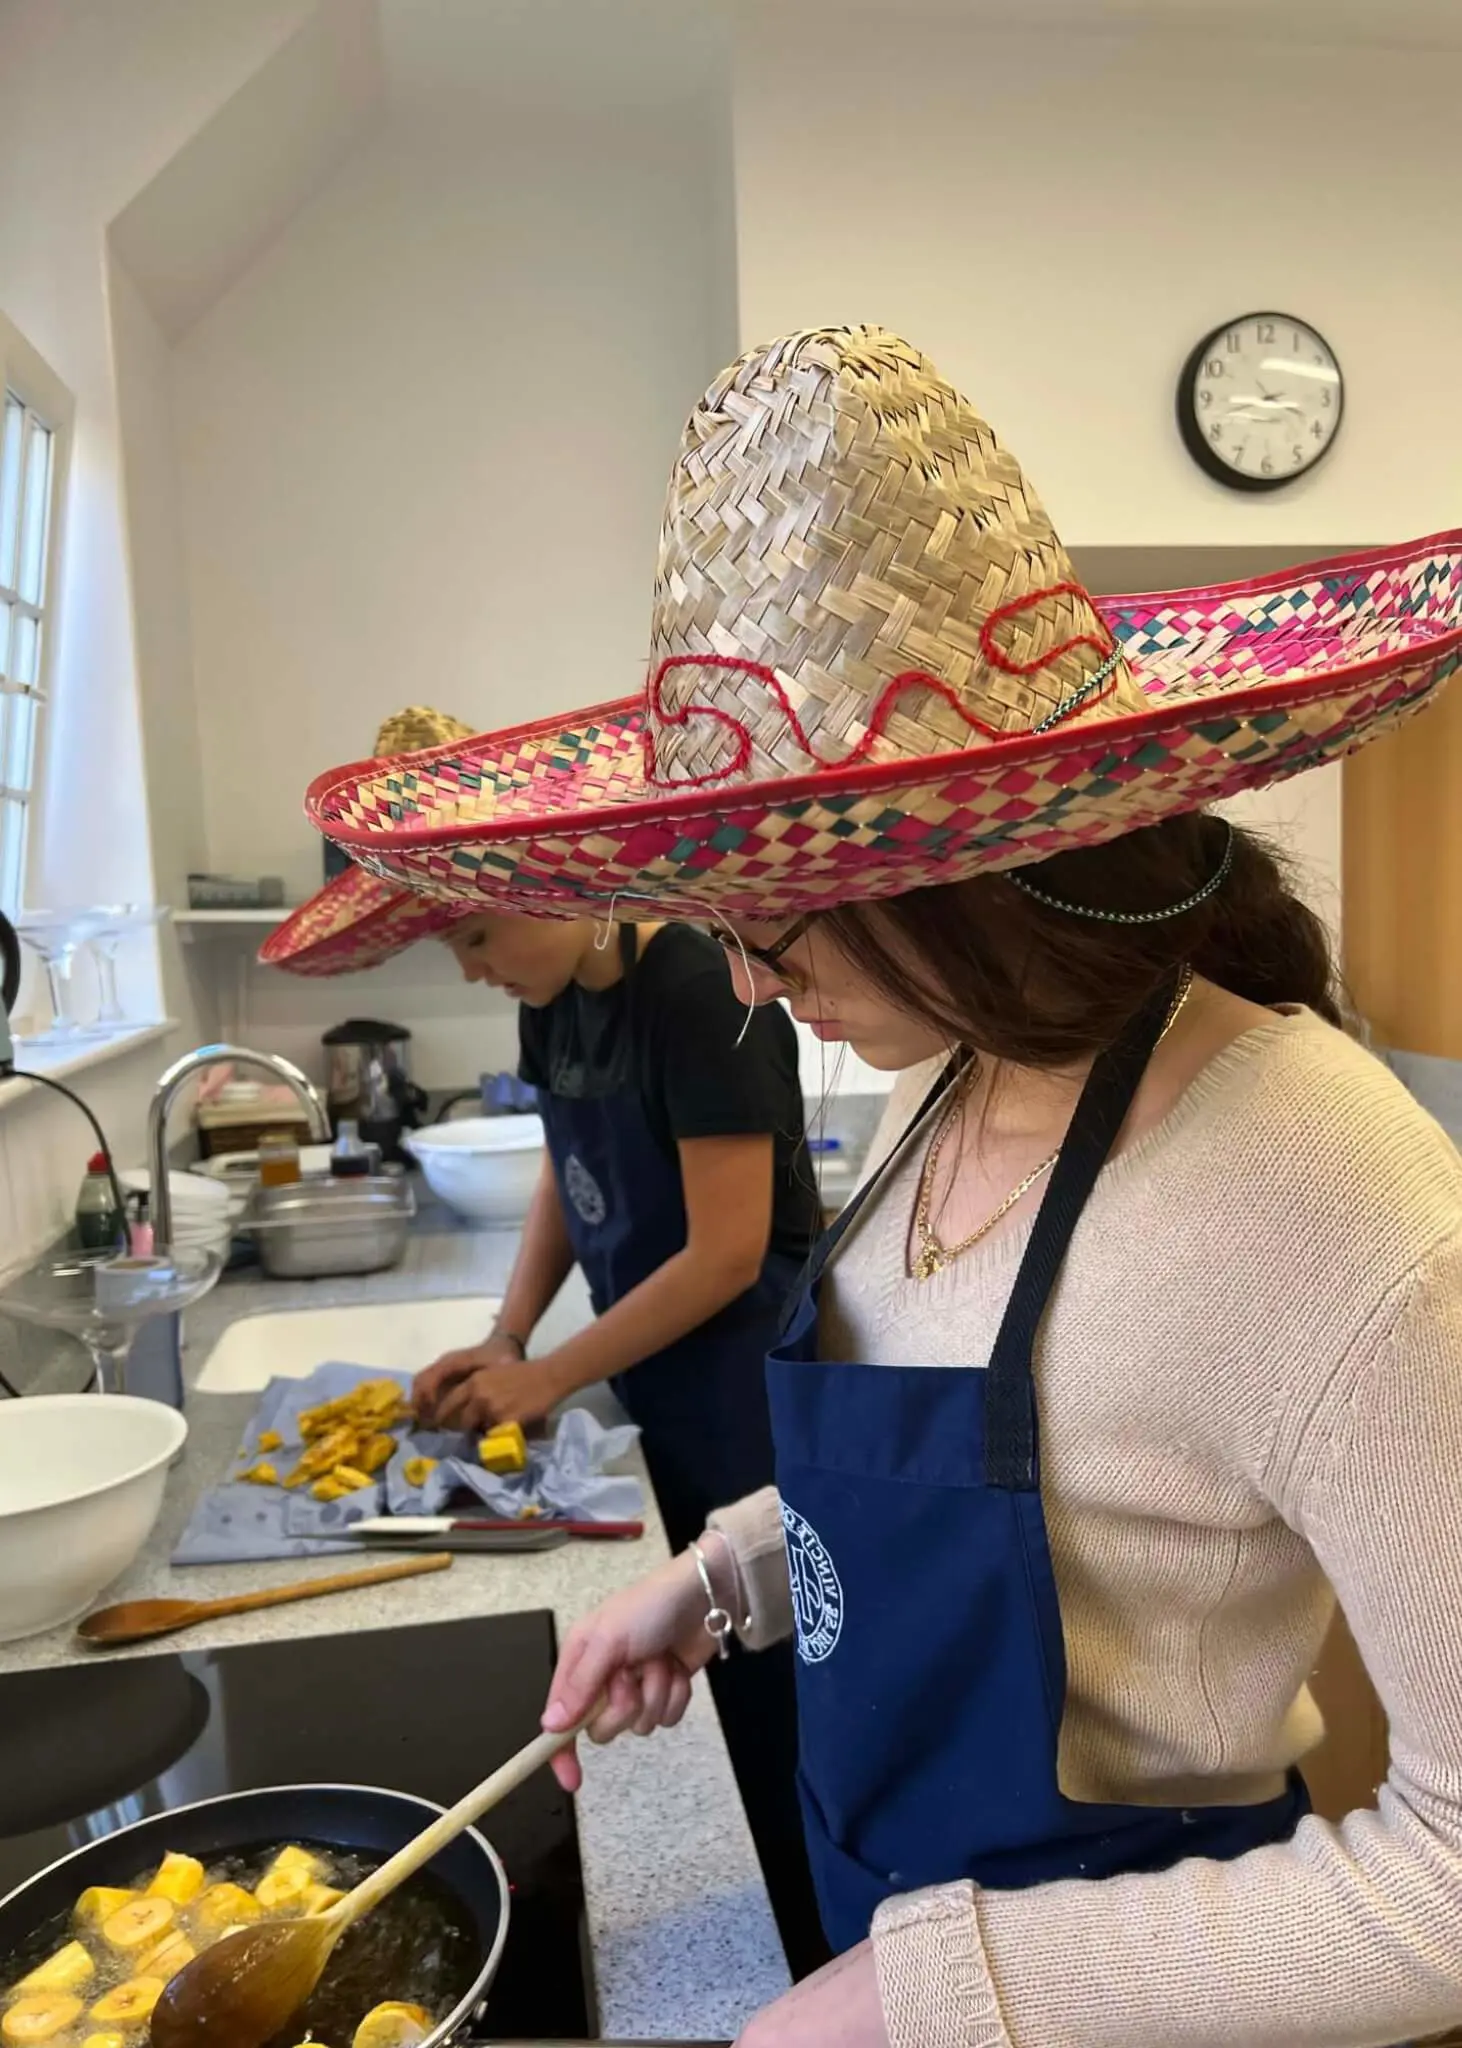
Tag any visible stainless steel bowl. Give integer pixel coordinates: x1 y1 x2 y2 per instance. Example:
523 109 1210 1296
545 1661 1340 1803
245 1174 413 1279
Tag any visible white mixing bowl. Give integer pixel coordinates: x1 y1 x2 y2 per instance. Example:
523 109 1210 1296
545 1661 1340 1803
0 1395 187 1643
404 1114 545 1225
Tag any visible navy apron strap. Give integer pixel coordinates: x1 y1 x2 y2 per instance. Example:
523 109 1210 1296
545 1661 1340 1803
777 1058 966 1338
984 974 1179 1490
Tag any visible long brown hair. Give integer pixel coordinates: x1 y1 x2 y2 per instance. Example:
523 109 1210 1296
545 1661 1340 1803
820 812 1343 1067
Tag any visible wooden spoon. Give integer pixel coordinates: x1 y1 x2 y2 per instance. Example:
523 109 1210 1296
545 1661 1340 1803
77 1553 453 1646
150 1709 597 2048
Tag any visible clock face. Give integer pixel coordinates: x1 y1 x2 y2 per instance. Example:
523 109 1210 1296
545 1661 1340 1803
1178 313 1342 491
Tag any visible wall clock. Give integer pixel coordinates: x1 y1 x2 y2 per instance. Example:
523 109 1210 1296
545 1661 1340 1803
1177 312 1342 492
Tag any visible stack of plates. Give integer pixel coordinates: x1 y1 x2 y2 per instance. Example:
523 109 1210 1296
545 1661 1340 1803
119 1168 234 1258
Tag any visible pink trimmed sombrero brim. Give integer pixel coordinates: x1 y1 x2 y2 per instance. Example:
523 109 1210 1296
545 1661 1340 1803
258 863 469 976
306 534 1462 924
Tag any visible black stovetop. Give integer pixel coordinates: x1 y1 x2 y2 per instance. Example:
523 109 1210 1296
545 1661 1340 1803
0 1612 593 2040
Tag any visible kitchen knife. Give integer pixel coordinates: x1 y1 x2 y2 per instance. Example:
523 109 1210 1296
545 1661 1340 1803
348 1515 644 1539
343 1521 570 1554
344 1515 644 1552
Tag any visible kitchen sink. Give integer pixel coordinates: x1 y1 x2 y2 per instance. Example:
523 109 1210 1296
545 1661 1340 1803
192 1295 502 1394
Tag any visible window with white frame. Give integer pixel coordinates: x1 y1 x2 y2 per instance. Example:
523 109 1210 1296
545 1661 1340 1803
0 312 71 917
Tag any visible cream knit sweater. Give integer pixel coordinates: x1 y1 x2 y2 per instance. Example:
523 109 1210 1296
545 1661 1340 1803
709 1011 1462 2048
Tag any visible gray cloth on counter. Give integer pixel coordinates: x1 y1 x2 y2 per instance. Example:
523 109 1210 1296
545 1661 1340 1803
173 1360 642 1564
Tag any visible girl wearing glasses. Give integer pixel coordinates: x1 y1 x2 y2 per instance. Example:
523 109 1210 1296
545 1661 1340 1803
308 336 1462 2048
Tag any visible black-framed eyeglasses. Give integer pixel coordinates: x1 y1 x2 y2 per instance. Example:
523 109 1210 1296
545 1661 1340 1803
707 915 813 995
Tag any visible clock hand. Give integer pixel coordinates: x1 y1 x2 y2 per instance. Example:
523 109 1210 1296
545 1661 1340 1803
1232 393 1303 420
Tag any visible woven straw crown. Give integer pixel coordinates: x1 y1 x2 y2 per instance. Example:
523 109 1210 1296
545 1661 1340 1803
373 707 473 755
647 325 1141 789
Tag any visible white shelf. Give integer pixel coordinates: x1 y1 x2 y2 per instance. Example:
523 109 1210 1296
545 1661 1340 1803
175 909 289 927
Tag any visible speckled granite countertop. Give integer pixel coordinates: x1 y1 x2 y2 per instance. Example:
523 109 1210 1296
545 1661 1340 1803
0 1199 791 2040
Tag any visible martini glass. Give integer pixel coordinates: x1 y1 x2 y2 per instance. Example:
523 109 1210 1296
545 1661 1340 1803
12 910 107 1046
0 1247 221 1396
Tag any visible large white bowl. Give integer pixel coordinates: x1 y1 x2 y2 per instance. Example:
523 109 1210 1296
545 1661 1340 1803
0 1395 187 1643
404 1114 545 1225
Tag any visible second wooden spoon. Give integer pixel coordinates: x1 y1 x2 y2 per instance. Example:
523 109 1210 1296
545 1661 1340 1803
77 1553 452 1646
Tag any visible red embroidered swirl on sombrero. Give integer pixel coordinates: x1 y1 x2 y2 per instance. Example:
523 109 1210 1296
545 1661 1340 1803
642 581 1125 789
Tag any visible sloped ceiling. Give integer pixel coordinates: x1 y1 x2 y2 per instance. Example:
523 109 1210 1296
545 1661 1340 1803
101 0 1462 345
108 0 384 342
378 0 726 110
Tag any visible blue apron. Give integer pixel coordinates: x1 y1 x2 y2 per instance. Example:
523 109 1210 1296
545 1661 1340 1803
536 1073 801 1543
532 925 803 1542
534 927 829 1978
767 979 1309 1955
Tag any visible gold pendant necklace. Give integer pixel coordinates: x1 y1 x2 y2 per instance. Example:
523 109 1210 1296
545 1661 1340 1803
910 967 1195 1283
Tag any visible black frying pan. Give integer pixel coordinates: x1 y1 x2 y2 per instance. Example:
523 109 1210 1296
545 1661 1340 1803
0 1785 734 2048
0 1785 507 2048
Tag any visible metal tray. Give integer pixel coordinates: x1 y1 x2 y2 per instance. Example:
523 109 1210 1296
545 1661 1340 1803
244 1173 414 1279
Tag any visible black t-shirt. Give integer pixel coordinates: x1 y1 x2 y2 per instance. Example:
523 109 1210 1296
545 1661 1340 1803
518 925 821 1261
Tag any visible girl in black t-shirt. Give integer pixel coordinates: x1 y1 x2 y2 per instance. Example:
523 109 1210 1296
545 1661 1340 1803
414 910 828 1978
414 914 819 1448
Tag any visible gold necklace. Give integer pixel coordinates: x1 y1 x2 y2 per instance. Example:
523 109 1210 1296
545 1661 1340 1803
911 967 1195 1283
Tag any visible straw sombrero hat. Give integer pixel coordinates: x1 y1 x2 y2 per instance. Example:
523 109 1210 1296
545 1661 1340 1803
260 709 477 975
306 328 1461 923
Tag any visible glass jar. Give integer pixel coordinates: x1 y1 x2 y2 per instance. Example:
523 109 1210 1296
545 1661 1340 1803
256 1131 302 1187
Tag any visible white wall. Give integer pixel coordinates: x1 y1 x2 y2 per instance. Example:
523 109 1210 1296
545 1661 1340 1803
0 1039 181 1283
731 16 1462 548
213 936 523 1099
171 100 737 1085
107 255 209 1033
0 0 318 1266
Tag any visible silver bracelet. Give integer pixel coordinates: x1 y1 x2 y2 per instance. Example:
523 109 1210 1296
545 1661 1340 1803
690 1534 748 1660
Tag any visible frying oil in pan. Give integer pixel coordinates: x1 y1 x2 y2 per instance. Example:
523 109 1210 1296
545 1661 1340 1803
3 1845 481 2048
260 1853 480 2048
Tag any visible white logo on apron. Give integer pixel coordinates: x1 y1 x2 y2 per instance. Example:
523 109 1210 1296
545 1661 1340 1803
563 1153 607 1226
781 1501 844 1664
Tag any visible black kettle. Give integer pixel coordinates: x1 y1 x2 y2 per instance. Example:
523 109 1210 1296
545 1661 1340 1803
0 910 19 1072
